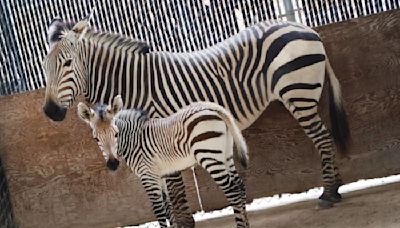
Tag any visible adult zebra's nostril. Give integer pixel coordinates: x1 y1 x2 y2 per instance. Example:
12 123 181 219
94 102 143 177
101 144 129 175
106 159 119 171
43 100 67 121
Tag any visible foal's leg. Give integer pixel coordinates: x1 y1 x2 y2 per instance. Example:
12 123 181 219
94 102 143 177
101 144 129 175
160 179 173 226
139 174 168 227
195 151 248 228
165 172 194 228
226 155 249 227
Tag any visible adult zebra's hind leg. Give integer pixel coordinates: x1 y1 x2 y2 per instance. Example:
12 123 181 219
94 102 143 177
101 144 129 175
165 172 195 228
285 102 342 209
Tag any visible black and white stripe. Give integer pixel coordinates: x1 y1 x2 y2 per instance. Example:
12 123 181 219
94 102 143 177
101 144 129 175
78 98 250 228
43 18 350 223
3 0 399 96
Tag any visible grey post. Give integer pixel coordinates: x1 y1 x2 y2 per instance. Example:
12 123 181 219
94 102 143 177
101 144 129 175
283 0 296 21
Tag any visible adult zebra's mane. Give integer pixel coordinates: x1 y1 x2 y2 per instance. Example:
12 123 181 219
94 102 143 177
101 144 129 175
84 28 151 54
48 19 151 54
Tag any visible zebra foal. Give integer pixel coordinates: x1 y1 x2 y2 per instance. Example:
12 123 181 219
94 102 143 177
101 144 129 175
77 95 250 228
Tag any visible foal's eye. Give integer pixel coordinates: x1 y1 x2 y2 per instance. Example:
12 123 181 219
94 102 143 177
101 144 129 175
64 59 72 66
114 133 119 137
94 137 99 142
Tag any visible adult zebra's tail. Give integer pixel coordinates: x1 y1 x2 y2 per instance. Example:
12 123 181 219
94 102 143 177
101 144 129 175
326 58 351 154
208 103 249 168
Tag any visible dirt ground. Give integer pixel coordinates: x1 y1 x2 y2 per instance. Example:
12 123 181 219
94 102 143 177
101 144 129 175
197 183 400 228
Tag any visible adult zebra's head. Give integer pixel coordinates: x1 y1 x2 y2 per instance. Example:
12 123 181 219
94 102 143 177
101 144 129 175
42 18 89 121
77 96 123 171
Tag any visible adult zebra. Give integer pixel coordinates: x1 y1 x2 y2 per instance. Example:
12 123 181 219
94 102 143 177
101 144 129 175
42 18 350 226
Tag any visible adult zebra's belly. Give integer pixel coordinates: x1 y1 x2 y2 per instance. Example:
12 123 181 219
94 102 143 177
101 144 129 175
150 99 270 131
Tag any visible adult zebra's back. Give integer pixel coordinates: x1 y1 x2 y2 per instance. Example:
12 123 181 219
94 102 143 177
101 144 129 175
145 21 327 130
42 18 350 225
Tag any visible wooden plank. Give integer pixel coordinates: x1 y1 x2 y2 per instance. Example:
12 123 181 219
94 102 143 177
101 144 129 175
0 9 399 227
0 90 201 228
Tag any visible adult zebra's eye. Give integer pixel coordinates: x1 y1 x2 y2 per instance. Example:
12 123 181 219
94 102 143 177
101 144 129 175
115 133 119 137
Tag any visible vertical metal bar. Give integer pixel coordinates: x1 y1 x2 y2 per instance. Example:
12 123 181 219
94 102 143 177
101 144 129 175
294 0 303 23
31 1 45 87
319 0 327 25
347 0 355 19
224 0 238 35
301 0 310 26
275 0 284 20
194 0 209 49
323 0 331 25
252 0 261 23
11 0 33 91
186 0 201 51
191 167 204 212
310 0 316 26
177 1 194 51
270 0 277 19
0 2 11 94
314 0 323 26
170 0 187 51
283 0 296 21
393 0 399 9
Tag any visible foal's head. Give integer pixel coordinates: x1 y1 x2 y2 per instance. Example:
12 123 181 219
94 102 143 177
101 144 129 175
77 95 123 171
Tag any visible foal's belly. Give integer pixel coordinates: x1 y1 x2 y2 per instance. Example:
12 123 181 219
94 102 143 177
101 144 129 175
157 156 197 176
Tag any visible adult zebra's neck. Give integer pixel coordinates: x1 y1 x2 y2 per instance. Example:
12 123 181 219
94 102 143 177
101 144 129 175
77 30 151 109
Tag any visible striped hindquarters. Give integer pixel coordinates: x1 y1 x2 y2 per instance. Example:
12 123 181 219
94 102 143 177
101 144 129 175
148 21 327 130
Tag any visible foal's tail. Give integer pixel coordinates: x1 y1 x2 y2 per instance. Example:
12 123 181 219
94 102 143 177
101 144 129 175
208 103 249 168
326 58 351 154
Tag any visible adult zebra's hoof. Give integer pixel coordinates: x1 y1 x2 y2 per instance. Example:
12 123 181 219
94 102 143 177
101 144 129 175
317 199 334 209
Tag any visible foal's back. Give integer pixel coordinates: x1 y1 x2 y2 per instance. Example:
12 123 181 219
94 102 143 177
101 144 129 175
141 102 232 175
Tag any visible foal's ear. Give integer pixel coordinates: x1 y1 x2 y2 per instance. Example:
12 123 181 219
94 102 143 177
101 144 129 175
108 95 123 116
77 102 93 124
72 19 88 34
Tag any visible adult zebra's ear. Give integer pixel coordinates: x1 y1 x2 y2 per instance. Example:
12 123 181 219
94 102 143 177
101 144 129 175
77 102 94 124
107 95 124 116
47 17 65 47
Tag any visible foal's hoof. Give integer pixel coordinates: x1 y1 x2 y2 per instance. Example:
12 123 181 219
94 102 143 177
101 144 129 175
319 192 341 203
332 192 342 202
317 199 334 209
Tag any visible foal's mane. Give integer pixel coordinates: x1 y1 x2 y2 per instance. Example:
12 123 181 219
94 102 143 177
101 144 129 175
118 108 149 122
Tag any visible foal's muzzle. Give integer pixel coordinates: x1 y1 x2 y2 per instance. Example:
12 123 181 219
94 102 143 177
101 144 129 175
106 158 120 171
43 100 67 121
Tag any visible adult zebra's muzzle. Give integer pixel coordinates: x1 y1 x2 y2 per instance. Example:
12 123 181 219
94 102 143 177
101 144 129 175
43 100 67 121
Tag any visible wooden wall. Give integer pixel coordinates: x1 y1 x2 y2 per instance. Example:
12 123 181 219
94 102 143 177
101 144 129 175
0 10 399 228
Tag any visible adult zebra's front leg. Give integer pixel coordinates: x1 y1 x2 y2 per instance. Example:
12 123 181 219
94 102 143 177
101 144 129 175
140 174 169 227
165 172 195 228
